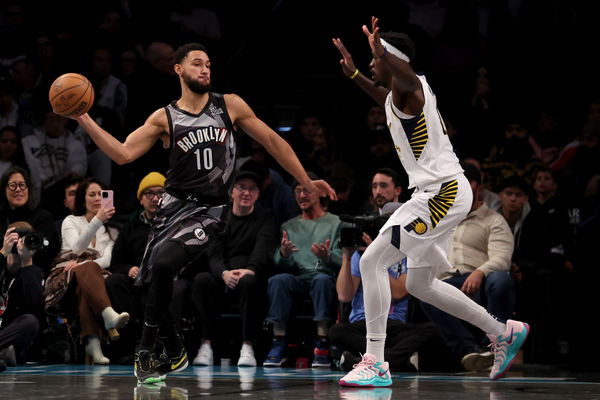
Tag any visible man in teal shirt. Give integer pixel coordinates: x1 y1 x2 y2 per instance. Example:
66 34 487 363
264 172 342 368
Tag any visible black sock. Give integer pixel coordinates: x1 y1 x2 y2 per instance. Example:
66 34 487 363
139 323 158 350
158 325 183 355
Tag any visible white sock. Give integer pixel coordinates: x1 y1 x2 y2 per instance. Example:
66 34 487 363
241 343 254 355
201 342 213 352
366 337 386 362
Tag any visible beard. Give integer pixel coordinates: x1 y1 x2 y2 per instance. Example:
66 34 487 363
183 73 211 94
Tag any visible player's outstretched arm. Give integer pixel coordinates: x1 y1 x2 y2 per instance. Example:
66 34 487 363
363 16 424 114
226 94 337 201
332 38 389 107
75 110 166 165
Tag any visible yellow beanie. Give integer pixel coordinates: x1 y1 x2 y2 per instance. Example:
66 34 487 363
137 172 166 199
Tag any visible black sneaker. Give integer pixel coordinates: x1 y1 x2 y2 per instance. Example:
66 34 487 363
339 350 362 372
156 346 189 376
134 349 162 384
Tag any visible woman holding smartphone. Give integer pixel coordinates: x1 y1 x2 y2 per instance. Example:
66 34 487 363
46 176 128 364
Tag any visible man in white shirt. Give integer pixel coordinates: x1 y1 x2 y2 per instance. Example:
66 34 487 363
420 162 515 371
21 110 87 201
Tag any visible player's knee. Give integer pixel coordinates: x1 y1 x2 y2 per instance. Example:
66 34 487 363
359 251 377 277
405 273 431 299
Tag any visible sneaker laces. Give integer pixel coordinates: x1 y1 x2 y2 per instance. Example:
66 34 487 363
352 353 375 370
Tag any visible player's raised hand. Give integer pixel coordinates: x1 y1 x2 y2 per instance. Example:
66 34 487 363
332 38 357 77
304 179 338 201
362 16 386 58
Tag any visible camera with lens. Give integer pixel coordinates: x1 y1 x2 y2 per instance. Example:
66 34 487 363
11 228 48 254
339 214 391 248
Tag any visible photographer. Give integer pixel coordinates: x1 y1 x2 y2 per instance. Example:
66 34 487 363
330 204 443 372
362 168 403 215
0 222 45 368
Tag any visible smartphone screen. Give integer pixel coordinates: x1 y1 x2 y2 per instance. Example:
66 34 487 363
101 190 114 208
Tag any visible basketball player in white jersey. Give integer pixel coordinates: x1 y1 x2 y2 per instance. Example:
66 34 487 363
333 17 528 387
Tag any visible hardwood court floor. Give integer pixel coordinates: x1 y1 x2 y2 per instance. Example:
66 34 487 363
1 364 599 399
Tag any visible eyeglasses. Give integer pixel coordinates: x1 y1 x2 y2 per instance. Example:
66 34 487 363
7 182 28 191
142 190 165 199
233 184 259 194
294 187 312 196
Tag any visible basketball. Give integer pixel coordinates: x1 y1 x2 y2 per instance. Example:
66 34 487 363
48 73 95 118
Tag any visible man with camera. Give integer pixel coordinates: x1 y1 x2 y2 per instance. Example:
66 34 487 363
0 222 46 369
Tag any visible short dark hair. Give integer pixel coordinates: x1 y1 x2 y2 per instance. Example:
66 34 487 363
380 31 416 66
0 166 36 211
63 175 84 196
533 166 555 182
292 171 320 190
174 42 208 65
499 175 530 195
74 177 107 216
460 161 482 184
373 168 402 188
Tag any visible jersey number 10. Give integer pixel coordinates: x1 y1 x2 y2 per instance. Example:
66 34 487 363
194 148 214 170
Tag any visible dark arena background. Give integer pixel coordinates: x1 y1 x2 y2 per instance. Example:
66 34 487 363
1 0 600 399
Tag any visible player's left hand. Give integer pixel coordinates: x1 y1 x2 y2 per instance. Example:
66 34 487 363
306 179 338 201
362 16 386 58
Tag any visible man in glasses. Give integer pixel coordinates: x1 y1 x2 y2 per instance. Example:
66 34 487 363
264 171 343 368
104 172 166 364
191 170 277 367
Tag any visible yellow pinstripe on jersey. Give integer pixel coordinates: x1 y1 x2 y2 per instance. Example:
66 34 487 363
428 180 458 229
409 112 428 160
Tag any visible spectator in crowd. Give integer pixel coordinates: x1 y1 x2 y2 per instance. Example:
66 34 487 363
192 170 277 367
482 116 545 192
0 125 28 177
462 157 500 210
105 172 165 364
0 166 59 275
305 124 340 179
511 168 574 362
361 168 403 215
555 120 600 207
0 221 45 367
21 109 87 203
10 58 45 113
325 161 362 216
0 77 34 137
330 203 444 373
44 177 128 364
284 111 324 171
263 172 342 368
88 45 128 127
238 159 297 226
420 162 515 371
169 0 222 48
54 175 84 235
495 175 531 243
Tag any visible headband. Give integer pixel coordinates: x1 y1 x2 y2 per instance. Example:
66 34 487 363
380 38 410 63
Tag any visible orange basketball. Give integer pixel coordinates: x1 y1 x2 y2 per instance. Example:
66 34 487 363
48 73 94 117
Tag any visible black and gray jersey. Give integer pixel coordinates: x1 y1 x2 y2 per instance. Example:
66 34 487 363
164 92 238 199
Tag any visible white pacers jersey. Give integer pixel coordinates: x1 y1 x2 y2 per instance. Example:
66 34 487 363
384 74 463 190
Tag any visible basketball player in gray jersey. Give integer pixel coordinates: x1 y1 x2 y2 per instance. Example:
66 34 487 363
72 42 336 384
333 18 528 387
